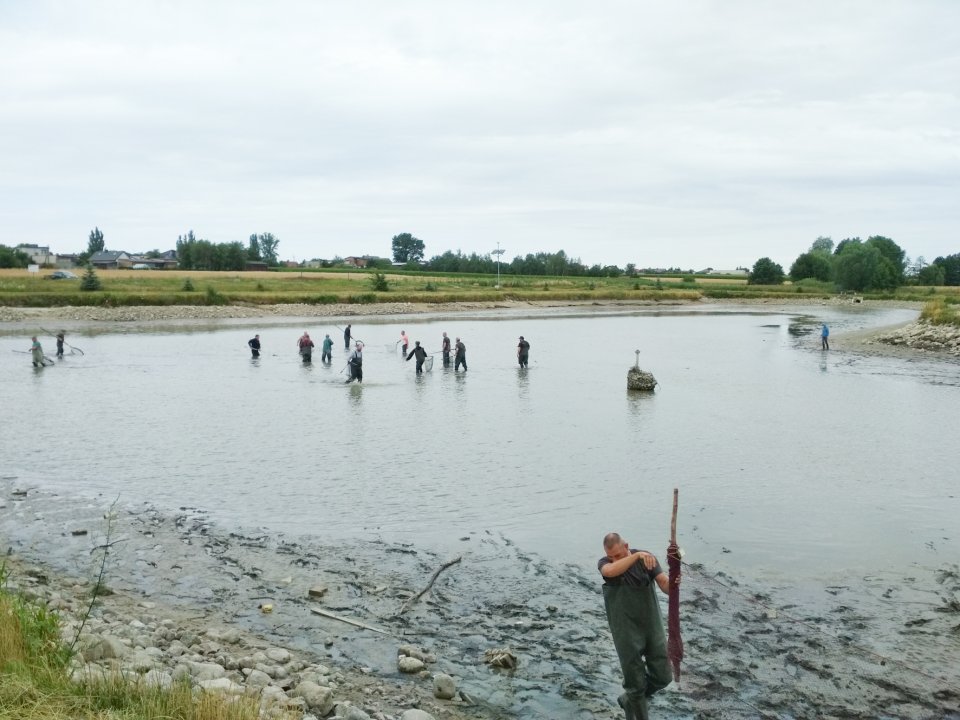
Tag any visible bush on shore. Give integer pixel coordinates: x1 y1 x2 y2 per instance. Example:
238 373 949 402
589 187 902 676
920 298 960 326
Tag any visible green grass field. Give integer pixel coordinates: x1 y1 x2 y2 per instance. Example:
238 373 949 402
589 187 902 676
1 268 957 307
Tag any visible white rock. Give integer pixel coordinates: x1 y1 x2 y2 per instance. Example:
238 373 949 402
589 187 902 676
400 710 437 720
266 647 291 664
198 677 245 695
397 644 433 663
245 669 272 689
189 662 226 681
398 656 425 674
336 704 372 720
292 681 334 715
433 673 457 700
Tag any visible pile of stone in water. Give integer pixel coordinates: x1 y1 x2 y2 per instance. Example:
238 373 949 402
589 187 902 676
12 569 465 720
626 366 657 391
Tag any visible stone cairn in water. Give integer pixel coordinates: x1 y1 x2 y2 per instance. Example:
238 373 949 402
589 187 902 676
627 349 657 391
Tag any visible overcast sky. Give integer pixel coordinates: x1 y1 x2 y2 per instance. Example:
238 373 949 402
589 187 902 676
2 1 957 270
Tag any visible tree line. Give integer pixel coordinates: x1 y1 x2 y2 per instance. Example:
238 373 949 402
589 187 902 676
176 231 280 271
748 235 960 290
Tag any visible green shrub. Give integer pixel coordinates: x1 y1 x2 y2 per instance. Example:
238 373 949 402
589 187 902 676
80 266 102 291
920 298 960 326
368 273 389 291
205 286 227 305
424 282 437 292
181 278 195 291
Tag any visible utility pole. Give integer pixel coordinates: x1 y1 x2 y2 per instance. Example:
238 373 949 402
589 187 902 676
492 242 505 289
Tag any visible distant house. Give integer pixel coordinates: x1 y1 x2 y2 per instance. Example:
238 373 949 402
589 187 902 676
55 253 81 269
245 261 268 271
130 251 178 270
706 268 749 276
344 255 385 268
90 251 132 269
16 244 56 266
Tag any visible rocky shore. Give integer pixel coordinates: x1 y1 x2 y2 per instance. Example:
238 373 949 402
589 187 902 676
873 320 960 356
3 481 958 719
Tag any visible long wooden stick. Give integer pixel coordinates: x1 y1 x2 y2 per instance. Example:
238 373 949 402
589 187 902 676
309 606 389 634
396 556 462 615
671 488 678 545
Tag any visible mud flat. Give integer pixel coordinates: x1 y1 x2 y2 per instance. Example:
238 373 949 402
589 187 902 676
2 480 957 719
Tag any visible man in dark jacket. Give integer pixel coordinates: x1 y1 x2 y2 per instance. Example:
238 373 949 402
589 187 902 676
454 337 467 372
517 336 530 368
441 332 451 367
345 342 363 383
599 532 673 720
406 341 428 374
248 334 261 357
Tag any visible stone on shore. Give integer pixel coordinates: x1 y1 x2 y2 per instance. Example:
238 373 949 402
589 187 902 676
433 672 457 700
198 677 246 695
292 680 335 715
398 656 425 673
398 644 435 663
400 710 437 720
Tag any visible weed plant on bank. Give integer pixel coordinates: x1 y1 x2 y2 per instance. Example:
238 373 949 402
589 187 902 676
0 563 266 720
920 298 960 326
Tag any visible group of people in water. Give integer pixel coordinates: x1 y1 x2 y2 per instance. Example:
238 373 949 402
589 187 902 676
245 325 533 382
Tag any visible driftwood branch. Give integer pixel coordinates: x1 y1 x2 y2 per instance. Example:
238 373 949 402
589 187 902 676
396 556 462 616
309 606 389 635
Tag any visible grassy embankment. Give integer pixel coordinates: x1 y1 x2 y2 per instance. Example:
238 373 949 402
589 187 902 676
1 267 958 307
920 298 960 326
0 563 266 720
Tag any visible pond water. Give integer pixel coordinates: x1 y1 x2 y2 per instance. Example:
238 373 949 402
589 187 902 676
2 303 958 583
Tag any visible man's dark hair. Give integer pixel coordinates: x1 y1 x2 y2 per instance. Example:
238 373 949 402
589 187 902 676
603 532 623 549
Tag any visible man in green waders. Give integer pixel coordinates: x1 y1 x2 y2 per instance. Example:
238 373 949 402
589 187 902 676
599 532 673 720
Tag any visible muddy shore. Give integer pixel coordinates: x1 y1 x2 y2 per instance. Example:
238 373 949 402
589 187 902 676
2 480 957 719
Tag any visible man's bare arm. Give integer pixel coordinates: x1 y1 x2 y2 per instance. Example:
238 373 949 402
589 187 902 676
600 550 656 578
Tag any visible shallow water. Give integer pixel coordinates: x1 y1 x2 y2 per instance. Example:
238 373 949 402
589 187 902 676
2 304 957 583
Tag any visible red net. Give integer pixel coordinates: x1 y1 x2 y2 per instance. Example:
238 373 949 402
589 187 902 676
667 541 683 682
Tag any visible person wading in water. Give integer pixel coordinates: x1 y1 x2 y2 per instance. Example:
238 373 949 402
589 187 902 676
297 332 314 362
346 342 363 383
248 334 261 357
441 332 451 367
406 340 428 375
599 532 675 720
517 336 530 368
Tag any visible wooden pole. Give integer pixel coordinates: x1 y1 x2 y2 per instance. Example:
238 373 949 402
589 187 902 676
671 488 678 545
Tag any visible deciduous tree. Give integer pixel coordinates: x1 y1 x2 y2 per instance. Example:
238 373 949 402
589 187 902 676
392 233 425 263
789 252 832 282
748 257 785 285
